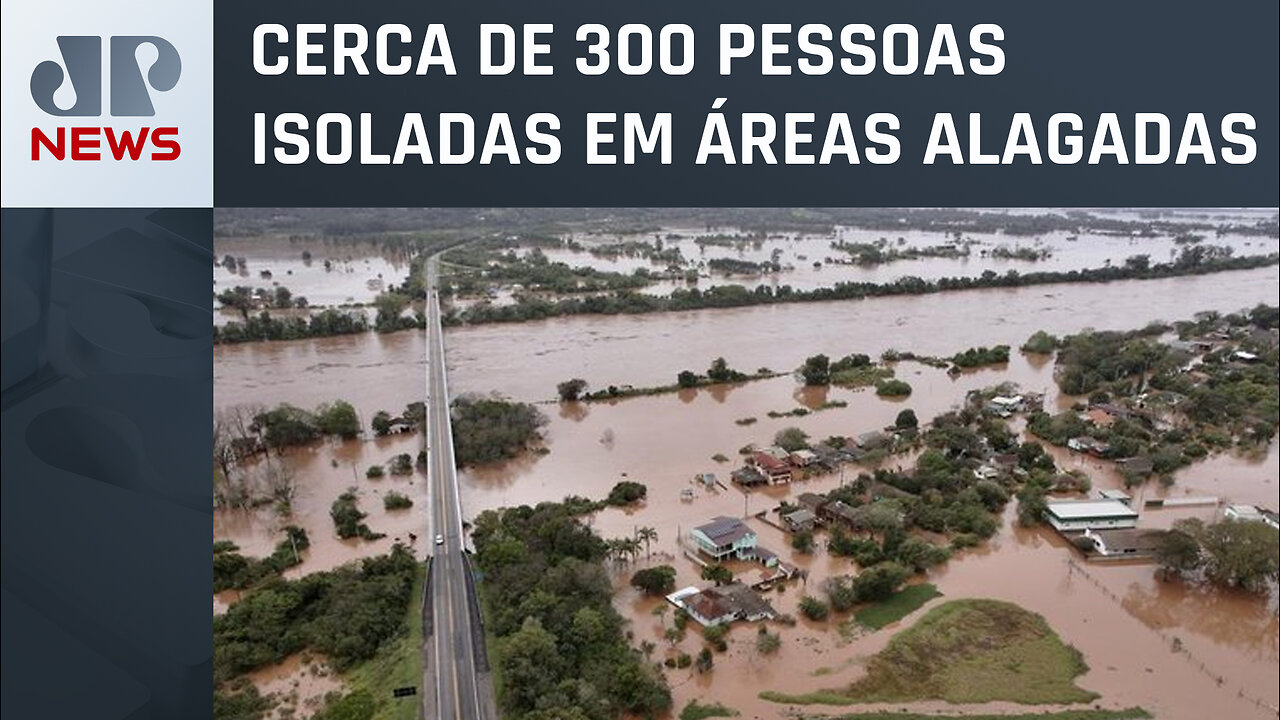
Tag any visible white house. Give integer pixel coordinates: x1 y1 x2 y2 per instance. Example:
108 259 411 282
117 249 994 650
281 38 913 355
1045 499 1139 532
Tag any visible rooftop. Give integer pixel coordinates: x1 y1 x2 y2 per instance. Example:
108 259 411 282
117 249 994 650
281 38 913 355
694 516 756 545
1047 499 1138 520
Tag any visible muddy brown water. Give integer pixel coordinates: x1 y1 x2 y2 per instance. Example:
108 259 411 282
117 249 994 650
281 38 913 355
214 236 413 308
541 226 1276 298
243 652 344 720
214 268 1279 718
443 266 1280 401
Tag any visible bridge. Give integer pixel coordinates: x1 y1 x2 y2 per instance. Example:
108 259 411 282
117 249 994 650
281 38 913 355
422 257 495 720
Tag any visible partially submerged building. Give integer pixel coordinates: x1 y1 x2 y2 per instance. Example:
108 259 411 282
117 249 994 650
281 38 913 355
1045 498 1139 532
1083 528 1165 558
666 582 778 627
1224 505 1280 530
690 516 759 562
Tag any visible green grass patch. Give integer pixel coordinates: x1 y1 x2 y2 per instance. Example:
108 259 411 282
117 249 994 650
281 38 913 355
831 365 894 388
680 700 740 720
341 562 426 720
764 599 1099 706
803 709 1150 720
854 583 941 630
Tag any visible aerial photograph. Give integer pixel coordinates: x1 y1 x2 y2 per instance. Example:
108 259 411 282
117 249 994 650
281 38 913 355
210 208 1279 720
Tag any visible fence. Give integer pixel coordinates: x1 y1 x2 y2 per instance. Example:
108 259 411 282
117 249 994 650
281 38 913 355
1064 557 1278 717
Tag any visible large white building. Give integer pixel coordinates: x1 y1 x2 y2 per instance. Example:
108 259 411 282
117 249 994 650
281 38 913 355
1045 499 1139 532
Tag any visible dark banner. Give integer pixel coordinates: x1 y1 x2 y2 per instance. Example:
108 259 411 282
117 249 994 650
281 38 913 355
215 0 1279 207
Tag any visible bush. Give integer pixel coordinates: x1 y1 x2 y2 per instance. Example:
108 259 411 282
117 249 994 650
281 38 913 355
875 379 913 397
1021 330 1059 353
894 409 919 430
557 378 589 401
383 492 413 510
798 595 830 621
606 480 648 506
331 491 383 540
365 465 384 479
388 453 413 476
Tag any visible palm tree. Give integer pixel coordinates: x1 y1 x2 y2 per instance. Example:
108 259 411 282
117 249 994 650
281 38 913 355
635 526 658 559
621 537 643 564
604 538 627 566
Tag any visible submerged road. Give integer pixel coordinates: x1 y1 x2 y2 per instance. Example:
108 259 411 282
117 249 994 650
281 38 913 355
423 258 491 720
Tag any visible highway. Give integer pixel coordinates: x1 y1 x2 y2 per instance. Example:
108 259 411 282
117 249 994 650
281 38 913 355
423 258 490 720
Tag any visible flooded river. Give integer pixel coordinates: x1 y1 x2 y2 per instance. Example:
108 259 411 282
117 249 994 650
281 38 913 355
214 266 1279 718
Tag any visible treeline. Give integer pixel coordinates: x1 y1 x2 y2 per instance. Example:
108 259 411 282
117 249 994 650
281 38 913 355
214 308 369 344
471 501 672 719
213 545 418 685
451 253 1279 326
444 244 656 295
215 207 1279 241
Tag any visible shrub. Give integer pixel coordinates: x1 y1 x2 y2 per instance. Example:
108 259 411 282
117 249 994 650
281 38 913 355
798 595 830 621
875 379 913 397
383 492 413 510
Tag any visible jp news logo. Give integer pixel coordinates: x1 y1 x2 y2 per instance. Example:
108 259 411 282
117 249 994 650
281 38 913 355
30 36 182 160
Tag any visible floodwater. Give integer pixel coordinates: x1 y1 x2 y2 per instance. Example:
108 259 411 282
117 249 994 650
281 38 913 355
214 329 424 424
453 356 1277 719
213 236 413 308
243 652 344 720
212 266 1279 718
445 266 1279 401
212 431 431 599
533 226 1277 297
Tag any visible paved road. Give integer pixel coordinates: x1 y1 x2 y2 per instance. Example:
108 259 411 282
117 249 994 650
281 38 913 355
423 259 488 720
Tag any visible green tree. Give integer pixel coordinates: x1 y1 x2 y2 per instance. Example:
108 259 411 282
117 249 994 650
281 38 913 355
1017 485 1049 526
701 564 733 586
557 378 589 401
774 426 809 452
894 538 951 572
677 370 700 388
894 408 919 430
370 410 393 436
630 565 677 596
852 562 911 602
315 400 361 438
800 354 831 385
1188 519 1280 592
695 647 715 673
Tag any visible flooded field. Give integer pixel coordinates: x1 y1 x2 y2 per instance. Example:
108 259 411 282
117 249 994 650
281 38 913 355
213 431 431 616
527 225 1279 298
213 235 414 310
213 262 1279 718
